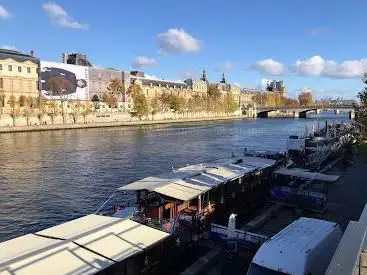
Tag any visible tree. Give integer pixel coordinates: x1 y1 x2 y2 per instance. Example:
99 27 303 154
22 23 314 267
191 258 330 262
69 101 83 123
284 98 299 108
81 102 93 123
0 91 5 119
22 96 34 126
102 92 117 110
91 94 100 111
37 96 48 124
298 91 313 107
207 84 222 112
8 95 19 126
252 93 265 107
150 97 161 120
49 79 70 124
47 101 59 124
128 84 149 120
208 84 221 98
169 94 185 113
355 74 367 141
107 78 123 102
158 92 171 111
224 93 238 114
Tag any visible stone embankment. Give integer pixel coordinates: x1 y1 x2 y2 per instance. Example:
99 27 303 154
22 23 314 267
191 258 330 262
0 115 247 133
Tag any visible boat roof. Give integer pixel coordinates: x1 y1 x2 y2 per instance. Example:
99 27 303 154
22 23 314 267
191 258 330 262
252 217 339 275
274 167 340 182
0 214 169 275
118 157 276 201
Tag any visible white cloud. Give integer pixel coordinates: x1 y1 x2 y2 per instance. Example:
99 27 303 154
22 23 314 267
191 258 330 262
43 2 88 30
1 45 18 51
250 59 285 75
259 78 272 89
215 60 234 72
0 5 11 19
156 28 200 54
293 55 367 78
131 56 157 68
308 27 331 36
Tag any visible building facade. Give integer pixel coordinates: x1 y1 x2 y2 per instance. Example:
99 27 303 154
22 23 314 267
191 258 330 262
88 67 122 101
0 49 39 107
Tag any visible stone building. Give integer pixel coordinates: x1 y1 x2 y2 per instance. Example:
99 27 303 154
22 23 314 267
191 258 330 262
266 80 287 97
88 67 122 101
0 49 40 107
62 53 93 67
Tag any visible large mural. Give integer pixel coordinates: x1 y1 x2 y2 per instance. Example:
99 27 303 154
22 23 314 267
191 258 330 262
40 61 89 100
88 67 122 100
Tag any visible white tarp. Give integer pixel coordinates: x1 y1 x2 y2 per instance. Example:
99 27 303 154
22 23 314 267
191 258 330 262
274 167 340 182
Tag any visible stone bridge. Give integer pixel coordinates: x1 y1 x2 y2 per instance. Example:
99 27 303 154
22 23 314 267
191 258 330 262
256 105 355 119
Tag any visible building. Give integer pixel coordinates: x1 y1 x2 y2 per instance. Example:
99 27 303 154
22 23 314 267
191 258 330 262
62 53 93 67
0 49 40 107
266 80 287 97
88 67 122 101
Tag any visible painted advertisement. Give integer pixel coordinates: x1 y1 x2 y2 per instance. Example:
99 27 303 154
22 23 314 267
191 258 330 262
40 61 89 100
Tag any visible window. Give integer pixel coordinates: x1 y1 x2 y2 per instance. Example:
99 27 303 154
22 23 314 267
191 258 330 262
18 66 22 73
8 65 12 72
0 78 3 89
27 67 31 73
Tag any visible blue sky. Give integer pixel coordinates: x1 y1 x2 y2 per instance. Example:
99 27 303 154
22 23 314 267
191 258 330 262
1 0 366 99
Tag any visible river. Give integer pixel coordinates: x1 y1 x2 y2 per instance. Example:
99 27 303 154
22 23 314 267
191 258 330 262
0 114 348 241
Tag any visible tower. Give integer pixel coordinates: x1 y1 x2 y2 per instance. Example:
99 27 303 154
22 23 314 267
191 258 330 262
220 73 226 84
201 69 208 82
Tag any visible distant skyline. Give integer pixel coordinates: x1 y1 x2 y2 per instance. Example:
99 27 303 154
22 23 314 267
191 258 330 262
1 0 366 99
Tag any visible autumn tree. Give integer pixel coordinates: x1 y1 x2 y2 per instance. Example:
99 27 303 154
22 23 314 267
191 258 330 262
207 84 222 111
150 97 161 120
49 80 70 124
128 84 149 120
22 96 35 126
8 95 19 126
47 101 59 124
37 96 48 124
159 92 171 111
224 93 238 114
102 92 117 110
169 94 185 113
107 78 124 102
0 91 5 119
81 103 93 123
298 91 313 107
284 98 299 108
69 100 83 123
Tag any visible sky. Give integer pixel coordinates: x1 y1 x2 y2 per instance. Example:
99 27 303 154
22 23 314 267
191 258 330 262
1 0 367 99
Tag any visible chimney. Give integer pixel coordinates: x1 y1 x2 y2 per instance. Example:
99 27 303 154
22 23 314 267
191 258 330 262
30 50 35 57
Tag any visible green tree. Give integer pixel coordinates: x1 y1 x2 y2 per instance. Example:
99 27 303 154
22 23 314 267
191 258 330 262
169 94 185 113
128 84 149 120
107 78 123 102
355 74 367 141
8 95 19 126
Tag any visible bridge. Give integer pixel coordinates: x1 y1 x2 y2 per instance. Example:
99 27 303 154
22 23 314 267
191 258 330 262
255 105 355 119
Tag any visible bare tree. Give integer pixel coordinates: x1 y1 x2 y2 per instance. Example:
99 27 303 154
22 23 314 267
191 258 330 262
37 96 48 125
69 101 83 124
47 101 59 125
81 102 92 123
22 96 34 126
49 80 70 124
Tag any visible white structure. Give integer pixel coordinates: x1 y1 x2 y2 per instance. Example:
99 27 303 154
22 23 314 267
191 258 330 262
247 217 342 275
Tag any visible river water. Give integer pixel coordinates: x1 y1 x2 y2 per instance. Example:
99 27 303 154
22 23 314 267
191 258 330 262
0 114 348 241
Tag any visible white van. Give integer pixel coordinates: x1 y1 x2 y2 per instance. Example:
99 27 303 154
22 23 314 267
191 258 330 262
247 217 342 275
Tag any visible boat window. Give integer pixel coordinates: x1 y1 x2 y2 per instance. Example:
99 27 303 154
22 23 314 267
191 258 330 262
247 264 289 275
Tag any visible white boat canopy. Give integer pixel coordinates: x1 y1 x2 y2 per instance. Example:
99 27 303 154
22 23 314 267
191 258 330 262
274 167 340 182
118 157 276 201
0 214 169 275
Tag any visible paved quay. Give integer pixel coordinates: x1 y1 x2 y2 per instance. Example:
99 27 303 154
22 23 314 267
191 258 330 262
0 115 246 134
